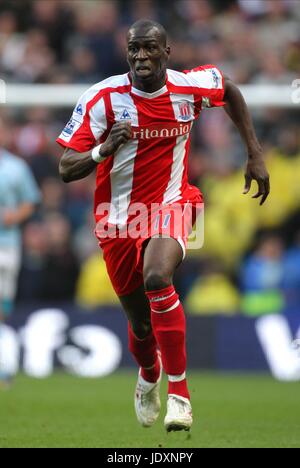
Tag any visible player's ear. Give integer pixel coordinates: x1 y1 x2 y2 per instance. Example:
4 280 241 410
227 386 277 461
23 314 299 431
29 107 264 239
165 46 171 61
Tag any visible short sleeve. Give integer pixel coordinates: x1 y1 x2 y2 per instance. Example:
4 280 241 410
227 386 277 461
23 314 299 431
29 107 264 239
183 64 225 108
56 89 108 152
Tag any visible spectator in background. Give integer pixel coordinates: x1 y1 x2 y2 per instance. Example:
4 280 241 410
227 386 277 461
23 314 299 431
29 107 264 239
30 0 75 62
0 0 299 85
69 46 99 84
73 211 99 263
14 29 55 83
12 107 58 183
38 213 79 301
17 214 81 304
283 230 300 311
76 251 119 309
241 233 285 316
185 259 240 315
40 177 66 216
17 221 47 302
0 10 24 81
253 50 296 85
66 1 124 79
62 175 95 231
38 176 92 231
0 115 40 387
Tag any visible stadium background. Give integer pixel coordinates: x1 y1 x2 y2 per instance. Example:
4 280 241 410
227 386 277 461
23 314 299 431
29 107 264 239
0 0 300 448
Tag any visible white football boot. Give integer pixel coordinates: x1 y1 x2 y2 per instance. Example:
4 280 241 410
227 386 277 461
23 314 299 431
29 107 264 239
164 394 193 432
134 353 162 428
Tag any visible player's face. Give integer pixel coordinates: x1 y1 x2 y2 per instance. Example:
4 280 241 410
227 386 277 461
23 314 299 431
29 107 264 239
127 28 170 85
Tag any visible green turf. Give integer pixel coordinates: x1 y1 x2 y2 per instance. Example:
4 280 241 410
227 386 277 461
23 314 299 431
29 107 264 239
0 372 299 448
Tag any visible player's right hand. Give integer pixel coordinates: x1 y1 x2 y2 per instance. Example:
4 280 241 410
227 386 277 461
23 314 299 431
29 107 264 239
101 122 132 157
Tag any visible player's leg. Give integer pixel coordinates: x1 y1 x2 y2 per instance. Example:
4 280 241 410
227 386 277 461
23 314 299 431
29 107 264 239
119 285 162 427
119 284 161 383
143 236 193 431
0 303 13 388
0 248 20 388
100 235 160 383
119 283 152 339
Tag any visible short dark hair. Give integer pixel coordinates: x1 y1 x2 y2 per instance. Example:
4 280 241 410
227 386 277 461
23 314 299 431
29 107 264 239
128 19 167 46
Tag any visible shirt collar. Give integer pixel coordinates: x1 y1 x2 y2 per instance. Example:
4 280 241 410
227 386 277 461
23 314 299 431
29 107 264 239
128 72 168 99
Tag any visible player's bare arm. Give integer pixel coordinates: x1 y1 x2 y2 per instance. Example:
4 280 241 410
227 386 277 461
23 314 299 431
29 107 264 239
1 203 36 227
224 77 270 205
59 122 132 183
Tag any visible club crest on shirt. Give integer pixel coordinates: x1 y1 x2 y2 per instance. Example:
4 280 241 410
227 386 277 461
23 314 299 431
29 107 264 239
178 102 192 121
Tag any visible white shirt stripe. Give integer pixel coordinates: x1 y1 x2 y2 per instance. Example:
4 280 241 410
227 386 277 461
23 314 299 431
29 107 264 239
89 97 107 141
108 92 139 226
162 133 189 205
162 93 194 204
168 67 222 90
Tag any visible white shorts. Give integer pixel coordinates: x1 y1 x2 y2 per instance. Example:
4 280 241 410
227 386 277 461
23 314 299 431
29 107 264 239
0 247 21 312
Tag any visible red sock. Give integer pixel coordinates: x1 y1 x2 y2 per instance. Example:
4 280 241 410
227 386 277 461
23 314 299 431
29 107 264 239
128 324 160 383
146 285 190 400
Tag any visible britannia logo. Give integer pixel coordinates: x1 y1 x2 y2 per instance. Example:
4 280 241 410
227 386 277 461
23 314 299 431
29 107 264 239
178 102 191 121
131 122 191 140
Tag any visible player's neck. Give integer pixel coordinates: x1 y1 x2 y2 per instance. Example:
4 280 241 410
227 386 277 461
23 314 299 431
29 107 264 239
131 73 167 94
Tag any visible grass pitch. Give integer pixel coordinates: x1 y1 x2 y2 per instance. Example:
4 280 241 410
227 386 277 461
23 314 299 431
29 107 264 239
0 372 299 448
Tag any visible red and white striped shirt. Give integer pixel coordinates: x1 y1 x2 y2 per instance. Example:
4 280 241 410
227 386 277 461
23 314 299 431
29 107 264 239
57 65 225 226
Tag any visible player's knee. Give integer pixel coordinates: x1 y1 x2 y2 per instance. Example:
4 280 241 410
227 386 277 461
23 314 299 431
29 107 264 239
143 269 172 292
131 321 152 340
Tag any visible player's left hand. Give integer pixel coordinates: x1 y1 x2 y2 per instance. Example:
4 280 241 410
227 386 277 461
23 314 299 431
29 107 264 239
243 156 270 206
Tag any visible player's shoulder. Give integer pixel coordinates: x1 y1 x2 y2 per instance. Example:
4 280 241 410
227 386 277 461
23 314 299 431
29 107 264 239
167 65 222 86
79 73 131 103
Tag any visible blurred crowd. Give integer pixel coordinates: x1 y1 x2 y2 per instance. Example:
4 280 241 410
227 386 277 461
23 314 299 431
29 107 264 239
0 0 299 84
0 0 299 315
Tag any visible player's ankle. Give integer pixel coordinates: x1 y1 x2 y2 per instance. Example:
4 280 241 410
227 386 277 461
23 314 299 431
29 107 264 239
168 377 190 400
141 355 160 383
